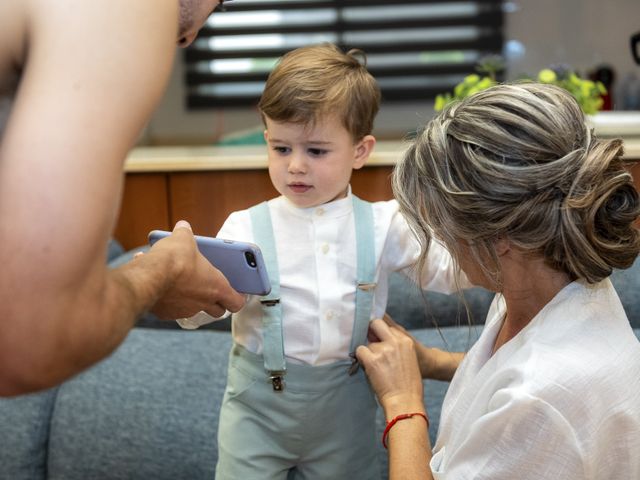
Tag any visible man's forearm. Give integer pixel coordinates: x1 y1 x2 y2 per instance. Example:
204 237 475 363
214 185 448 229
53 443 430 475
0 250 177 396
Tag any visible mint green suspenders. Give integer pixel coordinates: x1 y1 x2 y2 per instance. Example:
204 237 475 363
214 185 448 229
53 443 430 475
249 196 376 391
249 202 285 390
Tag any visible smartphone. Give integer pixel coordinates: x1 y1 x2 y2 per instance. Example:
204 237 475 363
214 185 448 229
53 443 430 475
148 230 271 296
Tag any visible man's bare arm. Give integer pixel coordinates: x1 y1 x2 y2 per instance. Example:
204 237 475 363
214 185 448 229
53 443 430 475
0 0 243 396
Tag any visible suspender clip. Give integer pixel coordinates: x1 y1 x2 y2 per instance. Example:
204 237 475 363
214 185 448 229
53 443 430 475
357 282 377 291
260 298 281 307
348 352 361 376
267 371 286 391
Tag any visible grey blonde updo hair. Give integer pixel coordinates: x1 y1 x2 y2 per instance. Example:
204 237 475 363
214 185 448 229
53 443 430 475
393 82 640 287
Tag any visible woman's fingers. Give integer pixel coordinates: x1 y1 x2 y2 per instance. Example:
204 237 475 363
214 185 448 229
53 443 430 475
382 312 396 325
368 317 395 341
355 343 374 365
382 312 409 334
356 322 425 410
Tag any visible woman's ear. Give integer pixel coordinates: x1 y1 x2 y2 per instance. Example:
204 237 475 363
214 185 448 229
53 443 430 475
353 135 376 170
495 236 511 257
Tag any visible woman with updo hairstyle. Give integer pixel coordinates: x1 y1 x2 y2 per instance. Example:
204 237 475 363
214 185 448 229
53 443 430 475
356 83 640 479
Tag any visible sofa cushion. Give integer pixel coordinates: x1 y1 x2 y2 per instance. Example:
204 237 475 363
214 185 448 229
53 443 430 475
47 329 233 480
610 256 640 329
0 388 58 480
106 239 125 263
386 273 493 330
45 325 480 480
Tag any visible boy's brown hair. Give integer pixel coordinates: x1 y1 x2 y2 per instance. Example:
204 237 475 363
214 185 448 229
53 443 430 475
258 43 381 141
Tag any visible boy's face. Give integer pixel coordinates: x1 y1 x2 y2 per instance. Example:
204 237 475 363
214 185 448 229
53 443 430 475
264 115 375 209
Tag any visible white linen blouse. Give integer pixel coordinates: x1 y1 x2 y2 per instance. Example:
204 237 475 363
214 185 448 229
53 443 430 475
431 278 640 479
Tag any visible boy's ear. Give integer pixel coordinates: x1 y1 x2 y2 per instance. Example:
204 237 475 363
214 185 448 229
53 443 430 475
263 129 269 142
353 135 376 170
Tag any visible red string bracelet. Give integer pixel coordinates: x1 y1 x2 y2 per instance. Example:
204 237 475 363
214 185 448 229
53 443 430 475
382 412 429 449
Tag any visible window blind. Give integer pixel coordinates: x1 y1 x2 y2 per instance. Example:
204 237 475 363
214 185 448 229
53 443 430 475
184 0 504 109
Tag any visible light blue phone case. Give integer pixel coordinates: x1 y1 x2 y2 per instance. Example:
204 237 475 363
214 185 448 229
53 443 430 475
148 230 271 296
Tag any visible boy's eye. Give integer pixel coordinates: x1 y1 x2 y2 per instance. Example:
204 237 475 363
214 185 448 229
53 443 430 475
308 148 328 156
273 146 290 154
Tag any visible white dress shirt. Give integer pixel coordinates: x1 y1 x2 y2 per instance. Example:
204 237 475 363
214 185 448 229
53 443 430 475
217 190 461 366
431 278 640 479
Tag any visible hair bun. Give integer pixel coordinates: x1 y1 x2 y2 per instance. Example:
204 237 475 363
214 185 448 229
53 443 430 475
557 139 640 282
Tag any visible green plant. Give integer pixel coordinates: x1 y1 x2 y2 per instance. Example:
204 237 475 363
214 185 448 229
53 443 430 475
535 68 606 114
434 58 607 115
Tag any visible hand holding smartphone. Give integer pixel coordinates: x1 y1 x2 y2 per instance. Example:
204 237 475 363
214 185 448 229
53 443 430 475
148 230 271 296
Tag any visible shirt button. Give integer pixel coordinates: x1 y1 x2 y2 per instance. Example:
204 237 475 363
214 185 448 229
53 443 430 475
321 243 329 254
316 208 325 216
326 311 334 320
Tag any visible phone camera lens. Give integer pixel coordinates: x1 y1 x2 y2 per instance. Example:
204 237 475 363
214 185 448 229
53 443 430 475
244 251 257 268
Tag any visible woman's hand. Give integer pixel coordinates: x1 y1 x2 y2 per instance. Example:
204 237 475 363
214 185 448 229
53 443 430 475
356 318 425 414
376 313 464 382
359 317 436 479
370 314 457 381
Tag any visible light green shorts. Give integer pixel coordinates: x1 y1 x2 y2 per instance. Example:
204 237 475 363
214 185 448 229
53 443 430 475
215 344 381 480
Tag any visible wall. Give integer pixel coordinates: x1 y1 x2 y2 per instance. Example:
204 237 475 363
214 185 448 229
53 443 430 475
505 0 640 109
143 0 640 145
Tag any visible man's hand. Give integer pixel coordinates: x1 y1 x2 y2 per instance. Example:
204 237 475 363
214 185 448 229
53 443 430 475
145 221 245 319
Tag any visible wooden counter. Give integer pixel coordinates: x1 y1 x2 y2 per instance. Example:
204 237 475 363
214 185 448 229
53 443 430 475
114 139 640 250
114 142 407 249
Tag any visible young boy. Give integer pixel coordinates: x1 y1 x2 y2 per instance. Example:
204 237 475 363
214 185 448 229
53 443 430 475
186 43 462 480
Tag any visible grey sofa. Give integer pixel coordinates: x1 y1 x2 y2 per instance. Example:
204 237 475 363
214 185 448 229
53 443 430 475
1 244 639 480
